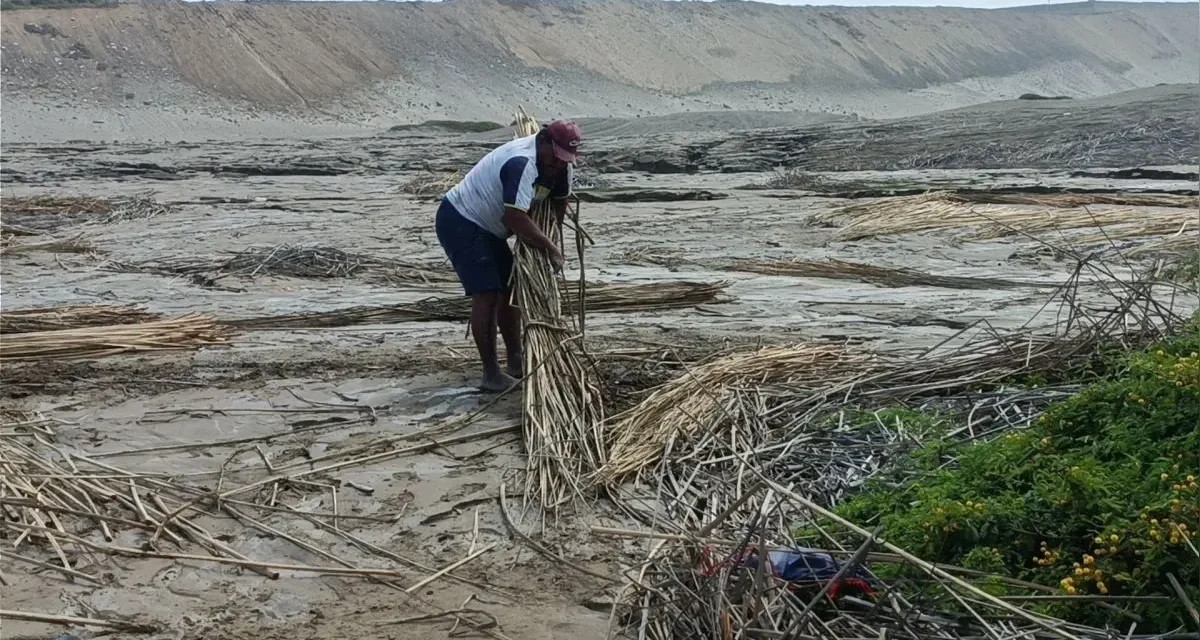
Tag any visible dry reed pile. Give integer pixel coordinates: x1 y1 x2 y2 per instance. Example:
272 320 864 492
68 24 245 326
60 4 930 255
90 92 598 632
511 107 606 512
599 258 1191 640
0 314 231 361
724 257 1038 290
0 304 162 334
821 191 1200 241
108 245 417 280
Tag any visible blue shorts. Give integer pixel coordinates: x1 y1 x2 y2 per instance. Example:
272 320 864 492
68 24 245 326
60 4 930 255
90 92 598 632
435 198 513 296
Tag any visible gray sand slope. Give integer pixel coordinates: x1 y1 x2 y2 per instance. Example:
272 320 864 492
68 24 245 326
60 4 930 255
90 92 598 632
1 0 1197 143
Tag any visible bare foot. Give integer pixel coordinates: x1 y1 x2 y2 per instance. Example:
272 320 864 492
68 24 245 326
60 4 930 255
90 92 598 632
480 371 518 393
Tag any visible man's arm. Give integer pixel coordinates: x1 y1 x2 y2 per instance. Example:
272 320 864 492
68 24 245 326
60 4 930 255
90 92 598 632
500 157 565 268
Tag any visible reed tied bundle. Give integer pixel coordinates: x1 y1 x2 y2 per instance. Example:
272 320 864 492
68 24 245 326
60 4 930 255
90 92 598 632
0 314 231 361
510 107 605 512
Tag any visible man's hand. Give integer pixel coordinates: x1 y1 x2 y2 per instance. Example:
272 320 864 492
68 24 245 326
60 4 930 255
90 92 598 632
549 247 566 273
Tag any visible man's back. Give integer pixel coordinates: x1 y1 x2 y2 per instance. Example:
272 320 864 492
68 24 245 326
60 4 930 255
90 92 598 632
446 135 539 238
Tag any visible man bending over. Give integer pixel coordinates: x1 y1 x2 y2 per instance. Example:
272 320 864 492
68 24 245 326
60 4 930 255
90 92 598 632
434 120 580 391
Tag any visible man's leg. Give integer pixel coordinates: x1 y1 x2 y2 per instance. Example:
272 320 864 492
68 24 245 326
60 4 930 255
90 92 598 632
436 199 516 392
497 292 522 378
492 238 522 378
470 292 514 391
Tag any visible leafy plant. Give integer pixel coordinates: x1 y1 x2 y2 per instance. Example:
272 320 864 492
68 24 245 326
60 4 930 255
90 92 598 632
836 322 1200 630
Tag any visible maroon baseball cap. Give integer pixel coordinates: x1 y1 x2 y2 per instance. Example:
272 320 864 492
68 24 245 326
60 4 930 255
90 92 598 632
544 120 582 163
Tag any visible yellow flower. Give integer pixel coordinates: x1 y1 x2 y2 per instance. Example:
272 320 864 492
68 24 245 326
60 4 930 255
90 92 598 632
1097 581 1108 594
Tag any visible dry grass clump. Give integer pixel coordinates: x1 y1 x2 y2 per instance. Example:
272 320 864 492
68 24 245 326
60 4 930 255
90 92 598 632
0 304 161 334
820 191 1199 241
0 233 97 256
725 257 1038 290
0 314 231 361
2 194 171 230
217 245 375 278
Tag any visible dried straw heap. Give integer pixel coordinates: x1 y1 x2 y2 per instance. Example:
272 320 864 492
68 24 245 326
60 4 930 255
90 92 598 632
510 107 606 513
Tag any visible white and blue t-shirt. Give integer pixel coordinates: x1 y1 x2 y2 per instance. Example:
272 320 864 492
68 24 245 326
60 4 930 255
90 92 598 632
445 134 572 238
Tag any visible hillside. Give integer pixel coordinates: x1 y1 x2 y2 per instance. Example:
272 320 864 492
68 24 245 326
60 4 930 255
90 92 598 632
0 0 1197 141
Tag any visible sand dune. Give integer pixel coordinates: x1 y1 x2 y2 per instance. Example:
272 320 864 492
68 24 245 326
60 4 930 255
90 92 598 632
0 0 1197 142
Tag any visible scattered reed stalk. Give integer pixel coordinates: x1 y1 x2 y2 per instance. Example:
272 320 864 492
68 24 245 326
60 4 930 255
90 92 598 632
226 281 728 330
511 106 606 512
723 257 1041 290
0 314 231 361
0 304 162 334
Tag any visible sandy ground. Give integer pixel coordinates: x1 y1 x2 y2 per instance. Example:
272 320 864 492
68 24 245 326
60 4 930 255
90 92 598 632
3 99 1198 639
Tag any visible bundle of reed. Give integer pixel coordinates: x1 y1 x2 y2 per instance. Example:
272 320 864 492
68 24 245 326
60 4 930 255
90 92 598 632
509 106 606 512
227 281 729 330
0 304 162 334
1125 231 1200 258
227 297 465 330
0 234 96 256
723 257 1036 290
0 314 231 361
400 171 463 198
821 191 1200 241
562 280 729 312
365 262 461 286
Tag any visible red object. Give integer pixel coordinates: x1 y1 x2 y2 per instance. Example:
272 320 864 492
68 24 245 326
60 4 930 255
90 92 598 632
544 120 582 163
695 546 876 604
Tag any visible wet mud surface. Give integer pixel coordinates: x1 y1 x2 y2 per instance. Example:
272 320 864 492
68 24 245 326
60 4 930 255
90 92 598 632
2 116 1198 639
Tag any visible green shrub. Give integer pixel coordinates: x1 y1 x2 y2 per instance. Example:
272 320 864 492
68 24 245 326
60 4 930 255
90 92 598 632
836 325 1200 630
